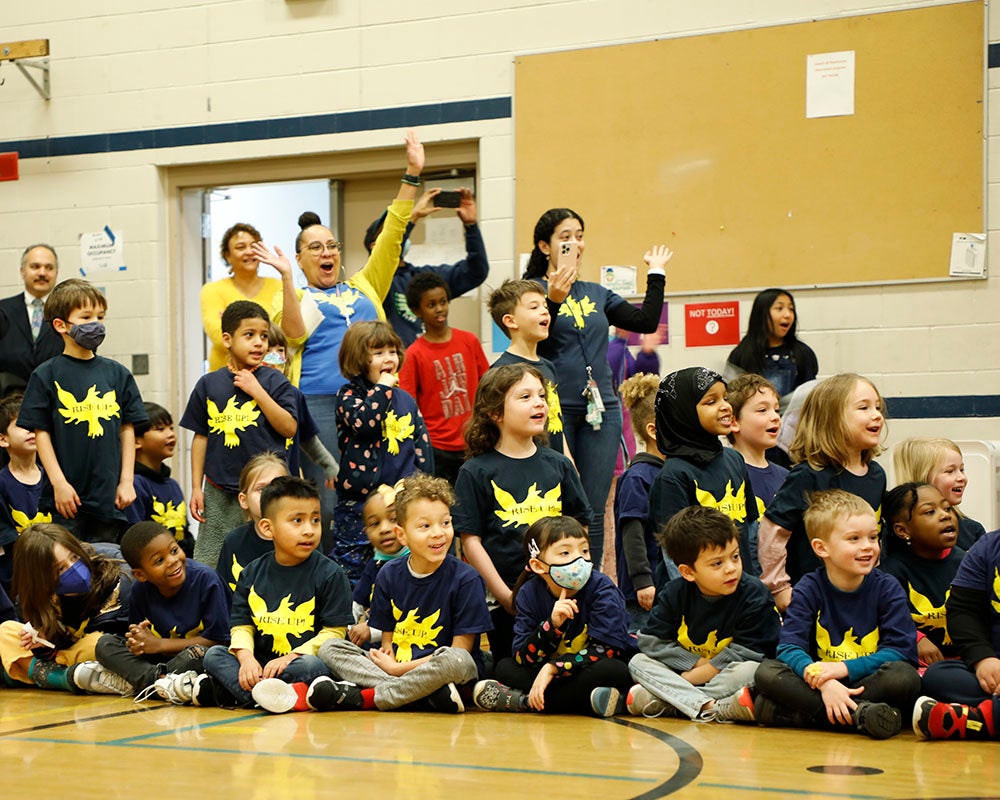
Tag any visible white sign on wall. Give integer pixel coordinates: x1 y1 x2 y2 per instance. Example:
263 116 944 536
79 226 125 275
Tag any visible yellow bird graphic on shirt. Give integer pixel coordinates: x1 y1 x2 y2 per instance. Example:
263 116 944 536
559 295 597 329
207 395 260 448
10 508 51 533
545 380 564 435
694 480 748 523
492 481 562 528
907 584 950 644
247 587 316 655
815 612 879 661
228 554 244 593
555 626 590 656
383 409 415 455
315 287 362 319
677 617 733 659
150 621 205 640
992 568 1000 614
151 498 187 539
391 601 443 662
55 382 120 438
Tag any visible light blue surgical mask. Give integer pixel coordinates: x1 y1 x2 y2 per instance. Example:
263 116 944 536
544 557 593 591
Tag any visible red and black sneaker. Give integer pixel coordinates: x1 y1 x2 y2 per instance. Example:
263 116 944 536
912 695 995 740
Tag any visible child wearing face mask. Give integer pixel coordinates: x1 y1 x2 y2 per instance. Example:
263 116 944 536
17 279 147 544
333 321 431 585
0 524 134 693
472 516 634 717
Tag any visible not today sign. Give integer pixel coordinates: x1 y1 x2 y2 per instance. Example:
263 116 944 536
684 301 740 347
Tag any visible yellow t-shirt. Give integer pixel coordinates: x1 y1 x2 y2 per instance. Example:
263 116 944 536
200 277 282 370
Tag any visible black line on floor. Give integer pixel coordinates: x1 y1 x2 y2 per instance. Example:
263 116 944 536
0 704 172 737
607 717 704 798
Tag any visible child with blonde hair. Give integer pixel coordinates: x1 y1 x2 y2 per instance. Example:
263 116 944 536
759 374 887 612
893 437 986 551
612 373 664 631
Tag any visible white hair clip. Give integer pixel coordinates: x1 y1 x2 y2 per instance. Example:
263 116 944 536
528 538 540 559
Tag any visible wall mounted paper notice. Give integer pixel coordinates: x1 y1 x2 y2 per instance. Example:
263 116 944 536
806 51 855 119
600 265 637 296
949 233 986 277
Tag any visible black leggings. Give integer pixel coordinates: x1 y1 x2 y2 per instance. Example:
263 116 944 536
496 656 632 716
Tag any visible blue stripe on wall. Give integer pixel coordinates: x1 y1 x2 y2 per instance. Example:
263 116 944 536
885 396 1000 420
0 97 512 160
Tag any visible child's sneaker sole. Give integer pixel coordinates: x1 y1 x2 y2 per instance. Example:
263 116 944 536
252 679 308 713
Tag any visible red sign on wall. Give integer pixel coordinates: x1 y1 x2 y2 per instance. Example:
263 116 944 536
684 301 740 347
0 153 18 182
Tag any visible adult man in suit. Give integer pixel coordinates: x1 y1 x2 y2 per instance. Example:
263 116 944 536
0 244 62 395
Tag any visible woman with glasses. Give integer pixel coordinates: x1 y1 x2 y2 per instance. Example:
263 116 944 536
251 130 426 547
200 222 282 370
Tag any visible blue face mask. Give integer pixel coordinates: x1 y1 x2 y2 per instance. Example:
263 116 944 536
545 557 593 591
55 559 91 596
69 321 106 351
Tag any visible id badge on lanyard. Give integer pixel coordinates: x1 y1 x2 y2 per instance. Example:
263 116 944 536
583 365 605 430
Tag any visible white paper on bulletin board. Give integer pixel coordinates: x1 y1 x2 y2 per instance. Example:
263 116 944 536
949 232 986 277
600 265 637 295
806 51 855 119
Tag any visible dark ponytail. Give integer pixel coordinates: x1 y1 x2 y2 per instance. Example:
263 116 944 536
523 208 584 279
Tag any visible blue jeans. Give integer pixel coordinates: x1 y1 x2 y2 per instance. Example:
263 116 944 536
301 394 340 554
562 403 623 568
202 645 332 708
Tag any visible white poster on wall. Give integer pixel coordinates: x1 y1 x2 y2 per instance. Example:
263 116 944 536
806 50 855 119
79 226 125 275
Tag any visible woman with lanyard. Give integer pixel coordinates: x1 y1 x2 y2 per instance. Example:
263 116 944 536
251 130 425 546
523 207 671 569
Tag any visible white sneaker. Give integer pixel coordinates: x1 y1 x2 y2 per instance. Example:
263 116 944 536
625 684 668 718
72 661 133 696
134 670 197 705
712 686 756 723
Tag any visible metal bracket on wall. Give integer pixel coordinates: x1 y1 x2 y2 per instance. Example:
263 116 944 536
1 39 50 100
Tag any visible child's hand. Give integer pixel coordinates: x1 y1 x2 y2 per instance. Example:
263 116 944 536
642 244 673 273
376 372 398 388
975 656 1000 695
803 660 848 689
126 621 159 655
262 653 299 679
233 369 263 398
636 586 656 612
349 621 372 646
53 479 81 519
251 242 294 278
819 680 864 726
370 646 406 676
115 479 136 510
550 589 578 629
404 128 424 176
190 487 206 523
237 656 264 691
528 663 557 711
917 637 945 667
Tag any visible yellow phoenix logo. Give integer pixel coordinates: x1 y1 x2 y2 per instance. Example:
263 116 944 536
151 499 187 539
677 617 733 659
10 509 51 533
207 395 260 448
694 480 748 523
391 601 443 662
815 613 879 661
247 586 316 655
545 380 563 434
492 481 562 528
56 382 120 438
907 584 950 644
383 409 415 455
150 621 205 640
559 295 597 329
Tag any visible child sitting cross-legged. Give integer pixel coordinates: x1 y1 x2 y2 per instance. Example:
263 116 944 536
626 506 780 721
307 473 493 714
193 476 352 710
754 490 921 739
95 521 229 702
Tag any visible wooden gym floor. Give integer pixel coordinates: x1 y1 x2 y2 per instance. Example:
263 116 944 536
1 688 996 799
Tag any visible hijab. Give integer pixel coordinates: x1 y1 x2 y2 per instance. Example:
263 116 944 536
654 367 726 466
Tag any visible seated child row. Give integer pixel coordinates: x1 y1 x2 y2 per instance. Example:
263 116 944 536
0 467 996 742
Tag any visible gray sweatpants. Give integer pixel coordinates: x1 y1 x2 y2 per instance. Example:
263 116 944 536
318 639 477 711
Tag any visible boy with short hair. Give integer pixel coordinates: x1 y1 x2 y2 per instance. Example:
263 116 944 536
487 279 566 454
398 273 489 485
626 506 780 721
195 476 352 710
126 402 193 556
94 521 229 700
17 278 147 543
726 374 787 574
0 393 49 592
754 489 921 739
303 473 492 714
180 300 298 568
